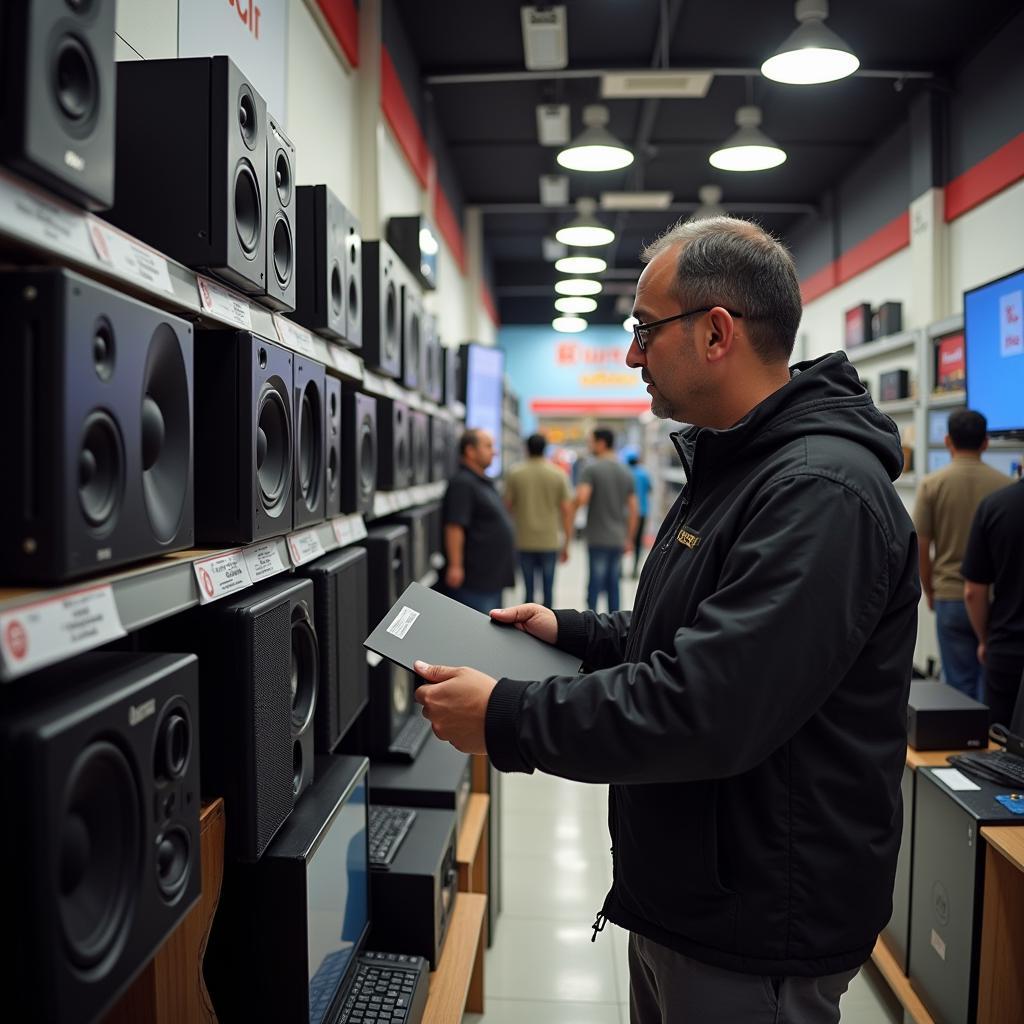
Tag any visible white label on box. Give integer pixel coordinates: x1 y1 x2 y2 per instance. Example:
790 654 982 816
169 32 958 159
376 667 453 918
330 345 363 379
192 550 252 604
387 606 420 640
932 768 981 792
0 585 126 681
273 314 319 359
287 528 326 566
930 928 946 961
196 275 253 329
86 218 174 293
242 541 289 582
0 169 95 262
348 516 367 542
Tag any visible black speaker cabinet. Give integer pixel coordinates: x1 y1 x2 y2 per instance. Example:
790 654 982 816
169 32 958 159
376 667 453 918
296 548 369 753
376 397 411 491
389 505 432 582
425 501 443 567
429 415 449 482
341 387 378 515
400 272 423 392
343 205 362 349
293 355 327 529
0 268 194 584
442 344 460 405
362 240 402 378
882 764 915 972
194 330 293 546
0 651 200 1023
421 313 443 403
325 375 343 517
264 114 296 312
361 524 410 627
109 56 267 295
0 0 116 209
291 184 346 339
409 409 430 486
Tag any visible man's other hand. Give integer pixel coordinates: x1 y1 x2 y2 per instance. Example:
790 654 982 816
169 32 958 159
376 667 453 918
414 662 497 753
445 565 465 589
489 604 558 645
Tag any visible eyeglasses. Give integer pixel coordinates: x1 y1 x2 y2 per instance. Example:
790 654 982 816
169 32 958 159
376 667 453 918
632 306 744 351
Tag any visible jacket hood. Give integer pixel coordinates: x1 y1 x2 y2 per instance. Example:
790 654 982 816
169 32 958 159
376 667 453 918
674 351 905 483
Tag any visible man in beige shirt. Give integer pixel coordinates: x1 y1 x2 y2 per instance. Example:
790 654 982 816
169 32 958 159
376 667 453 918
913 409 1009 698
504 433 573 607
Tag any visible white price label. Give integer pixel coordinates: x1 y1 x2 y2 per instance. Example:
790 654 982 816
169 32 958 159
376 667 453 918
86 218 174 294
242 541 289 582
192 550 252 604
287 528 327 566
387 605 420 640
331 515 368 547
0 585 126 681
348 516 367 542
273 314 320 359
0 169 94 262
330 344 363 379
196 275 253 329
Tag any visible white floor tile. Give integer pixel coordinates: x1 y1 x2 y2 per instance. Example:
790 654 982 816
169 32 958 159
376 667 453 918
503 852 611 920
463 998 622 1023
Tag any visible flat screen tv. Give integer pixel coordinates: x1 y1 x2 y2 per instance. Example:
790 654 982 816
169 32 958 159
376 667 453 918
460 343 505 477
965 267 1024 436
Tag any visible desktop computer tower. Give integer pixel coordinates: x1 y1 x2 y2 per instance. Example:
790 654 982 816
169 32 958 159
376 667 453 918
882 764 914 971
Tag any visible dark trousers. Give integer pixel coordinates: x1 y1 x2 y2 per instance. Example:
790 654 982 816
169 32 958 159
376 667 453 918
446 586 502 615
587 545 623 612
935 599 983 700
519 550 557 608
984 662 1024 728
633 515 647 577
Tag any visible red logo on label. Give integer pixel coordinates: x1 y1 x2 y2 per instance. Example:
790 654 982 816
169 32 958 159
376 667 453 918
199 567 214 597
4 620 28 661
229 0 262 39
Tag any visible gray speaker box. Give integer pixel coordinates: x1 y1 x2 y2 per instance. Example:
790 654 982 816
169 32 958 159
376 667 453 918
362 241 402 378
343 204 362 349
400 270 423 392
293 355 327 529
325 375 342 517
292 184 346 339
264 114 296 312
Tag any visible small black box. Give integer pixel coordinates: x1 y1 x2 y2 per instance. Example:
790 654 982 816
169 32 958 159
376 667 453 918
844 303 873 348
874 301 903 338
880 368 911 402
907 681 989 751
370 736 472 829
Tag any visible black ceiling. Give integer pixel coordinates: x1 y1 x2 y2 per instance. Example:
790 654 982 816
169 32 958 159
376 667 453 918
393 0 1020 325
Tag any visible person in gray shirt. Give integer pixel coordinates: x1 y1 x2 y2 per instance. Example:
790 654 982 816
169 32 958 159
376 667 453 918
576 428 638 611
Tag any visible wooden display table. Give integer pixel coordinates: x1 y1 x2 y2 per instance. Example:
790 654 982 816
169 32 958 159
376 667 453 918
977 827 1024 1024
456 793 490 895
422 892 487 1023
870 937 935 1024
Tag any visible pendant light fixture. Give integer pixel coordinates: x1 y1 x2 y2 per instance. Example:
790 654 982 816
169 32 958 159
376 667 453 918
689 184 727 221
555 253 607 275
761 0 859 85
557 105 634 172
552 316 588 333
709 105 787 172
555 296 598 314
555 197 615 247
555 277 602 297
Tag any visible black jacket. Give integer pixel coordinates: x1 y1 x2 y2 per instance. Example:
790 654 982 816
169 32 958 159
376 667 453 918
486 353 919 976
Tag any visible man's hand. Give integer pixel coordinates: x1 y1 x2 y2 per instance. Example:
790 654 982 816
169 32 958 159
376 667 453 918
414 661 497 753
925 588 934 612
559 545 569 564
489 603 558 644
623 540 634 556
977 642 987 666
445 565 465 589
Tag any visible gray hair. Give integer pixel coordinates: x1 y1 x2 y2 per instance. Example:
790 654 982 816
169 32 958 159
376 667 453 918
640 216 802 364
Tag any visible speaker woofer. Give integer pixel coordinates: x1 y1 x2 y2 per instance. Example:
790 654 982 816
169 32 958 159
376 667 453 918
154 826 191 902
256 382 291 516
330 260 343 317
297 381 323 510
54 35 98 127
273 216 293 286
359 423 375 500
385 281 399 362
234 160 262 259
78 410 123 531
274 148 292 206
154 706 192 782
142 325 191 544
289 608 318 737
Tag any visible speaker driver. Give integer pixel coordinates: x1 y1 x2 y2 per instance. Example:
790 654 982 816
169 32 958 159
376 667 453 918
93 318 115 381
348 243 360 322
238 86 258 150
392 668 411 716
289 608 318 737
142 325 191 544
330 260 343 317
53 35 98 128
274 148 292 206
297 382 322 509
78 410 123 531
256 383 291 515
385 281 399 362
59 741 140 969
359 423 375 500
234 160 262 258
154 705 192 782
273 216 293 286
154 826 191 902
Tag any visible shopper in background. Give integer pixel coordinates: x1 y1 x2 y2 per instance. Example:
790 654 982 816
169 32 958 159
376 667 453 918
913 409 1008 699
962 476 1024 726
626 452 652 578
576 428 638 613
504 433 573 608
414 216 920 1024
440 428 516 614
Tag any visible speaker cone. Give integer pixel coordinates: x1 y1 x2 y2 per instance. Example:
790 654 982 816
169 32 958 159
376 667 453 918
297 381 323 510
154 706 192 782
274 148 292 206
58 741 141 969
385 280 399 362
409 316 420 372
256 383 291 516
330 260 343 317
234 161 262 259
359 423 375 499
348 238 360 322
53 35 98 127
93 318 115 381
154 826 191 902
238 86 258 150
273 216 293 286
392 667 411 716
78 410 123 531
141 325 191 544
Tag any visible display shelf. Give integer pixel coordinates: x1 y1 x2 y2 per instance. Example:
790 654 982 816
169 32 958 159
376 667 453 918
926 313 964 340
456 794 490 895
929 390 966 409
369 482 447 520
845 329 921 364
422 893 487 1023
870 937 935 1024
877 398 917 415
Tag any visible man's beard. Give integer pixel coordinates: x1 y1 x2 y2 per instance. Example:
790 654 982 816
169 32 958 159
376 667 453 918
649 388 674 419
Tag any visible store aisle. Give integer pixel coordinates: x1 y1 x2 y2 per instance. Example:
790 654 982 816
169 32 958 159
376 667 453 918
465 541 901 1023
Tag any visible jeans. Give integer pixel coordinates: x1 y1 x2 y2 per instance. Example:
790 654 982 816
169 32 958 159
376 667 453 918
587 545 623 612
519 550 557 608
935 599 983 700
446 586 503 615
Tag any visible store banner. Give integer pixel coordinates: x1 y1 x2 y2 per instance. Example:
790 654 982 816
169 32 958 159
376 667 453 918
178 0 287 121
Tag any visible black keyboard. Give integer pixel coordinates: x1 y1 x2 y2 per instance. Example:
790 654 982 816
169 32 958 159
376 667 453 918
952 749 1024 787
368 805 416 867
337 952 428 1024
390 714 431 762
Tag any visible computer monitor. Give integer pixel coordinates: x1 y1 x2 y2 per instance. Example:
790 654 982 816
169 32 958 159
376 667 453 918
460 343 505 478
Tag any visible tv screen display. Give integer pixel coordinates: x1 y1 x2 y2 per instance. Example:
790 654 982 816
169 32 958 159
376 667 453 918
463 344 505 478
965 268 1024 434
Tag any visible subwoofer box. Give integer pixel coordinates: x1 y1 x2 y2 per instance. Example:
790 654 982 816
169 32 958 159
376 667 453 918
376 396 411 491
421 313 443 403
108 56 268 295
361 240 402 378
341 387 378 515
325 375 343 517
342 204 362 349
0 268 194 584
0 651 201 1024
194 330 293 546
291 184 346 339
400 270 423 392
264 113 296 312
429 415 449 482
293 355 327 529
0 0 116 209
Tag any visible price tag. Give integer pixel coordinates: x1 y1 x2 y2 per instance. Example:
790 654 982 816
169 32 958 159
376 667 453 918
373 493 392 518
196 275 253 329
242 541 289 582
273 314 319 359
0 584 126 681
86 218 174 294
332 515 367 547
192 550 252 604
0 169 95 262
348 516 367 542
287 528 327 566
330 344 363 379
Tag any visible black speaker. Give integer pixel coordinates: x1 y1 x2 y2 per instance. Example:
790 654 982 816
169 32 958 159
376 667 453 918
442 344 460 405
376 397 411 491
424 501 443 567
0 268 194 584
295 547 369 753
343 205 362 349
400 271 423 392
0 651 200 1023
0 0 115 209
361 524 410 627
429 415 449 482
409 409 430 486
325 374 342 517
387 505 432 584
108 56 267 295
194 330 293 546
362 240 402 378
293 355 327 529
341 387 378 515
421 313 443 403
291 184 346 339
264 113 296 312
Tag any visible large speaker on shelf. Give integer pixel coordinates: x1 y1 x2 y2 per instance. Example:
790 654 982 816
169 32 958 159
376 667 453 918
264 114 296 312
409 409 430 486
429 415 449 482
342 205 362 349
0 268 194 584
0 0 116 209
341 387 377 515
194 330 293 546
108 56 267 295
376 396 411 491
291 184 346 339
400 271 423 392
0 651 200 1023
361 524 410 628
421 314 443 403
362 241 402 378
325 375 343 517
389 505 432 582
293 355 327 529
295 547 369 753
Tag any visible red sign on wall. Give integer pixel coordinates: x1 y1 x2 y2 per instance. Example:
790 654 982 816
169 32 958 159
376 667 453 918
935 332 965 391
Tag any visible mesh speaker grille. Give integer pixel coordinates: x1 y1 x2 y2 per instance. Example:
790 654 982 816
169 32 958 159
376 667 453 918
314 571 340 751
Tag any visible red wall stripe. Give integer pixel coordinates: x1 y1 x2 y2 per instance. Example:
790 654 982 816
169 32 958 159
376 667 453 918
836 211 910 284
800 262 837 304
380 46 430 188
315 0 359 68
434 185 467 275
482 281 500 327
945 131 1024 222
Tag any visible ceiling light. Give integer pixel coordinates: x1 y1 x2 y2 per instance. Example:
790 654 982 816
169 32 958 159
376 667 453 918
690 184 726 220
555 253 607 274
709 106 787 172
542 237 568 262
761 0 859 85
555 278 602 296
623 315 639 333
553 316 588 333
555 197 615 247
555 296 598 314
600 190 673 211
557 105 634 173
539 173 570 206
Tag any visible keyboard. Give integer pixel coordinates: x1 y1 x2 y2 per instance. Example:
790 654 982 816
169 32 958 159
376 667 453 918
952 749 1024 787
368 805 416 867
389 713 431 762
336 952 429 1024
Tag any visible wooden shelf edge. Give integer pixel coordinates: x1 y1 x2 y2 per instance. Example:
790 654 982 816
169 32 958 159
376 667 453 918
870 937 935 1024
980 825 1024 874
423 893 487 1024
456 794 490 867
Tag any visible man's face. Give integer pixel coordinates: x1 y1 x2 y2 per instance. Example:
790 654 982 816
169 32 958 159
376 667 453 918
469 432 495 470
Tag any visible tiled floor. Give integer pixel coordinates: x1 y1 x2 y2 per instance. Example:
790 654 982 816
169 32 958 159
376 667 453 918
464 542 900 1022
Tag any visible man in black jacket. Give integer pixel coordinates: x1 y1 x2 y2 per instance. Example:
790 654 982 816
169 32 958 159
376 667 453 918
414 217 919 1022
